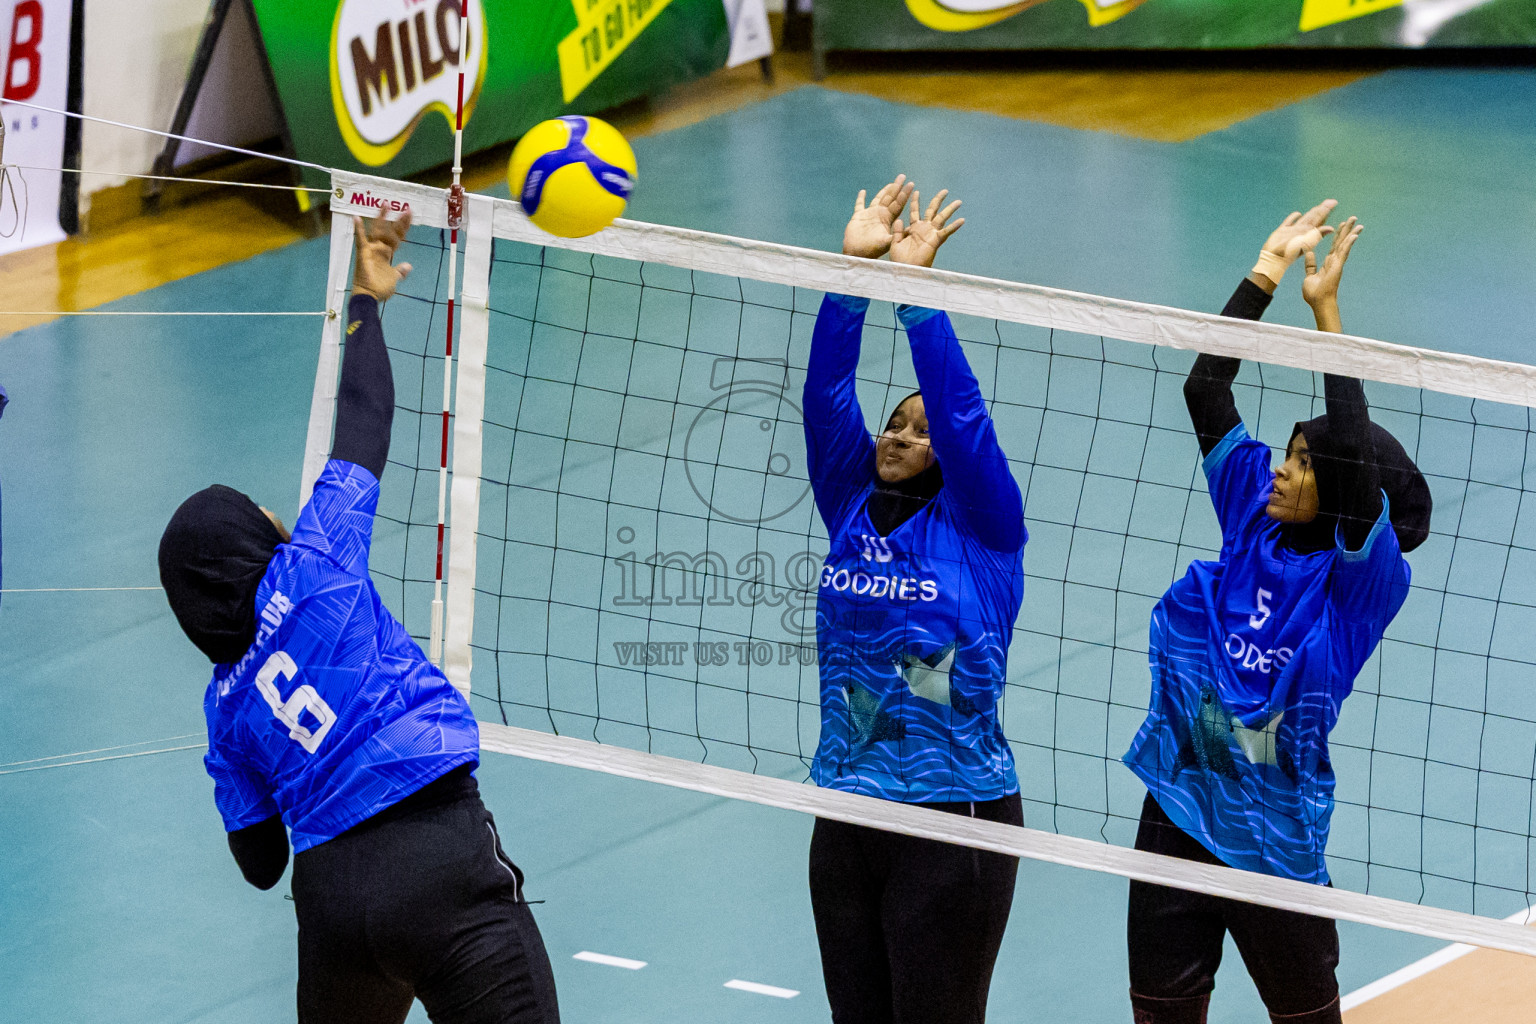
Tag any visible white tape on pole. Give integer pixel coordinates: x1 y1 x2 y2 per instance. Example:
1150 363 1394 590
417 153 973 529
443 192 494 694
300 209 355 508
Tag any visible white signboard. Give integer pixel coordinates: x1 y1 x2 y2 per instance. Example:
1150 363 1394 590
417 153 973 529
723 0 773 68
0 0 73 256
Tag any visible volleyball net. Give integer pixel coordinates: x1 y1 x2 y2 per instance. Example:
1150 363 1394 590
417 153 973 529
309 169 1536 956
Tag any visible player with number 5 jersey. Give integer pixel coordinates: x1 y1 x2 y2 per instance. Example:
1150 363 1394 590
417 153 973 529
1121 202 1433 1024
158 210 560 1024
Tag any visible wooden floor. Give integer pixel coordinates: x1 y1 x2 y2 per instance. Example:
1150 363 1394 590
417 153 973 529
0 49 1364 339
1346 936 1536 1024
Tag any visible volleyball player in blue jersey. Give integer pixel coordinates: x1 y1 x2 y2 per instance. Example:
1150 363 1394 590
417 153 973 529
158 211 559 1024
1122 202 1432 1024
804 177 1027 1024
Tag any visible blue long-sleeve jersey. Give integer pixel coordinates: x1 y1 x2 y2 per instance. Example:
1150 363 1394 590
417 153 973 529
1123 424 1410 883
199 302 486 851
204 459 479 851
803 294 1026 803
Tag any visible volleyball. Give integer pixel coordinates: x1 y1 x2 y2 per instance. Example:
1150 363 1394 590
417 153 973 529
508 116 637 238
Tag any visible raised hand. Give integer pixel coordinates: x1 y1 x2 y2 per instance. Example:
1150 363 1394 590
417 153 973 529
352 207 414 303
1251 199 1337 291
1301 216 1361 332
1265 200 1338 261
889 189 964 269
843 175 914 260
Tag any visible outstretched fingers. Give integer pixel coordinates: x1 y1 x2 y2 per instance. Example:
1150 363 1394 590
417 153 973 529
923 188 949 223
868 175 911 219
356 207 411 256
938 216 965 242
1330 217 1363 266
931 198 962 230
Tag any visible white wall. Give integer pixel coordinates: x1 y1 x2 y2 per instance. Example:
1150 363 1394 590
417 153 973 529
80 0 208 209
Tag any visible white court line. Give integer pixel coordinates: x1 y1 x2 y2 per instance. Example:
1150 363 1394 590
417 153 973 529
1340 903 1536 1010
724 979 799 999
572 951 647 970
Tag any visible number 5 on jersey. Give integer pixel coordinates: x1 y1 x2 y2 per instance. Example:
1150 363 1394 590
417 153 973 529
1250 588 1273 631
254 651 337 754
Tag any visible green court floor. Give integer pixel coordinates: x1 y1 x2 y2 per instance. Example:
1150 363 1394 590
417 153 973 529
3 70 1535 1023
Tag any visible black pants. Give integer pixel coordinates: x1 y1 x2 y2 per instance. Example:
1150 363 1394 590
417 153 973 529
291 788 560 1024
809 792 1023 1024
1127 794 1341 1023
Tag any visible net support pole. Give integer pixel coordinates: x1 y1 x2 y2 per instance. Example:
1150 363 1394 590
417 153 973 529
429 0 473 667
299 210 355 507
429 225 458 666
479 723 1536 958
442 193 493 695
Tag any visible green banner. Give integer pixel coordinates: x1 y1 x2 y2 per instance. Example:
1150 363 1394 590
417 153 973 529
816 0 1536 52
249 0 730 183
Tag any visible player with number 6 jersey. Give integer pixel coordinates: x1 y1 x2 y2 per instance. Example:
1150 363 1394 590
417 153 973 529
157 210 560 1024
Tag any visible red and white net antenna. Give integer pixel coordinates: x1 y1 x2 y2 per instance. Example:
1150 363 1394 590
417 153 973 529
430 0 471 666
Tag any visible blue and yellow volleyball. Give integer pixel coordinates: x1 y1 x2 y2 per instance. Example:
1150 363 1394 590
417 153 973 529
509 116 637 238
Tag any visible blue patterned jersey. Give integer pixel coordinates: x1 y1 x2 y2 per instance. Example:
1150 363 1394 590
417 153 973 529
202 459 479 852
1124 425 1410 883
804 295 1026 803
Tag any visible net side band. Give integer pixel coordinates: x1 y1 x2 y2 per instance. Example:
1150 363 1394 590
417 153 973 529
480 722 1536 958
331 169 1536 410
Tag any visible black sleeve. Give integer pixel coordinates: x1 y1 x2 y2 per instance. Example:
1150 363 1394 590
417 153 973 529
331 294 394 480
1183 278 1273 457
1323 373 1383 550
228 814 289 890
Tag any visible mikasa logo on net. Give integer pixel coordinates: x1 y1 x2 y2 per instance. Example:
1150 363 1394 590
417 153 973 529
330 0 488 166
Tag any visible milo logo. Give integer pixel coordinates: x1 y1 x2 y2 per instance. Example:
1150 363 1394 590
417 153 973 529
329 0 488 166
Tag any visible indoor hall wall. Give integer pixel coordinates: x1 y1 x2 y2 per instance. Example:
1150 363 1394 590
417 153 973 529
79 0 207 216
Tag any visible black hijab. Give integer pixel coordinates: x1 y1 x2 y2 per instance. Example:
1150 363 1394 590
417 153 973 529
867 391 944 536
158 485 286 664
1282 415 1433 555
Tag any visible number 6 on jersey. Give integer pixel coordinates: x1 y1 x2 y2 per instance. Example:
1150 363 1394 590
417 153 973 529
254 651 337 754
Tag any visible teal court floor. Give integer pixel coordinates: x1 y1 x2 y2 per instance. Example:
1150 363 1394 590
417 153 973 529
4 69 1536 1023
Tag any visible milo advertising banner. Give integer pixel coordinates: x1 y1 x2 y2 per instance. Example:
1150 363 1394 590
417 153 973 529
247 0 747 182
815 0 1536 53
